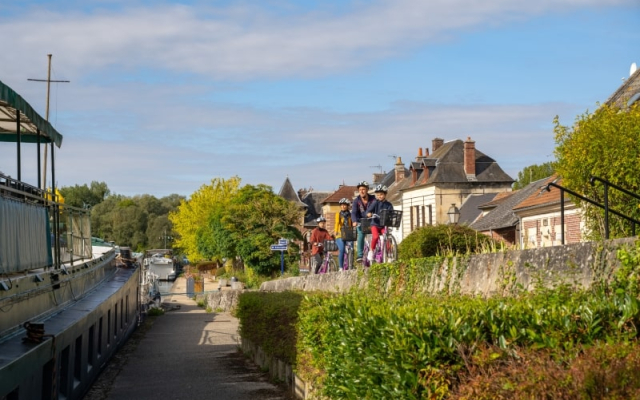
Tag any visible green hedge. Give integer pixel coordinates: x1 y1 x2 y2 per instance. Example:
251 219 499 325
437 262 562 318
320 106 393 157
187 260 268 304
296 289 639 399
235 291 303 365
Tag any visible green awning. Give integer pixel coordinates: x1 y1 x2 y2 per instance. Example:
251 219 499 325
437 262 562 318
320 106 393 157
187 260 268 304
0 79 63 148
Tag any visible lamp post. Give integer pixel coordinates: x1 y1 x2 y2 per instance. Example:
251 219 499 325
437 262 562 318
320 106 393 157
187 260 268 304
447 203 460 225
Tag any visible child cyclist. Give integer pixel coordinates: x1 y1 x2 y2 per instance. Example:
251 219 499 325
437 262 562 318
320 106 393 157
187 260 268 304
333 198 353 270
310 216 333 273
365 184 393 263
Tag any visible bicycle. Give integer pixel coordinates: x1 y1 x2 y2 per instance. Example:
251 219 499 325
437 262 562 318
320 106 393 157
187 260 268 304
361 209 402 267
340 226 358 270
315 240 338 274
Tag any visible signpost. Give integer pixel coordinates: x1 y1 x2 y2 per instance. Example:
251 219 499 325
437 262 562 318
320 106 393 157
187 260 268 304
270 239 289 275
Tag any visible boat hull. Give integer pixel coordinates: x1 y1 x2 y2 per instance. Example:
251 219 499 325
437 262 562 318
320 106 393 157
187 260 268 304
0 255 140 400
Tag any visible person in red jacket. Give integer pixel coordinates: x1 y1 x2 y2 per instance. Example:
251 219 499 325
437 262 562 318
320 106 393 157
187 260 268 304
310 216 333 273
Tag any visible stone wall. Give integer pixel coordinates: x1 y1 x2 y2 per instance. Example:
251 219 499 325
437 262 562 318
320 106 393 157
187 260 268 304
260 238 636 295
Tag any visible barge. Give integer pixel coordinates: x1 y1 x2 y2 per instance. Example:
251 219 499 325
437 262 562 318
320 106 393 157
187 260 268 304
0 79 141 399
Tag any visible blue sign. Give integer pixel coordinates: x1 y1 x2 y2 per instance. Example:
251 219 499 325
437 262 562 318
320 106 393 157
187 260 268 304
278 239 289 245
270 244 288 251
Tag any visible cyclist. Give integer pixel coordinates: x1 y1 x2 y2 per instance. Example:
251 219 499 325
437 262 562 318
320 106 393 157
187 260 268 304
351 181 374 263
333 198 352 270
366 184 394 263
310 216 333 273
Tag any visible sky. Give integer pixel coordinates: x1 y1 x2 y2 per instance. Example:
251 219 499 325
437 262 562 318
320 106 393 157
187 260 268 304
0 0 638 198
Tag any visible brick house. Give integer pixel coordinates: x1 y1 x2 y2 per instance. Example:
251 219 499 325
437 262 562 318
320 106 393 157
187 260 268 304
470 178 550 245
320 185 359 236
512 175 583 248
390 137 514 240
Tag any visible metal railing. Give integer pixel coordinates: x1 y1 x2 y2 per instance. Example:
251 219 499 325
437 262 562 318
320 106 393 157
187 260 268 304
545 176 640 244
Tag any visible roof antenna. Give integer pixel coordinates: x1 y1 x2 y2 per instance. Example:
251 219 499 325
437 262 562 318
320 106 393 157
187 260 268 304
369 165 382 173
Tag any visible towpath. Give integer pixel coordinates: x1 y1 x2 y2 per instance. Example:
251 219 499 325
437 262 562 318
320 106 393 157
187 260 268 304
84 277 290 400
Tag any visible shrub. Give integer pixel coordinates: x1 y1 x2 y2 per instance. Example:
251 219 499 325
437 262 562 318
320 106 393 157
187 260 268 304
235 291 303 365
398 224 500 259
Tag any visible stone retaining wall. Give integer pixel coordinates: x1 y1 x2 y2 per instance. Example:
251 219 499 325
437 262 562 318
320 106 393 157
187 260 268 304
260 238 636 295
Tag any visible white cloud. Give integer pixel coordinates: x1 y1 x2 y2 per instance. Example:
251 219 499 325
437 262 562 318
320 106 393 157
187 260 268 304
1 0 632 81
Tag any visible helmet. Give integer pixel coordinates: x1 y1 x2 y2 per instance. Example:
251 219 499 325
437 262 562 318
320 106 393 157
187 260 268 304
356 181 369 189
316 216 326 222
374 184 388 193
339 198 350 205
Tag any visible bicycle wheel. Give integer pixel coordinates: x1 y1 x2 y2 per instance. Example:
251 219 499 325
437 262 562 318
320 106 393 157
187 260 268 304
384 235 398 263
328 257 338 273
362 242 370 268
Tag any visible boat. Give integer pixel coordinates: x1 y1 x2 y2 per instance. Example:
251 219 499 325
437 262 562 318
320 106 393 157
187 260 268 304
143 249 177 281
0 79 142 399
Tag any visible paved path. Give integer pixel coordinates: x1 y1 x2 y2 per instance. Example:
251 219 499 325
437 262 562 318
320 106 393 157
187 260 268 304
99 278 290 400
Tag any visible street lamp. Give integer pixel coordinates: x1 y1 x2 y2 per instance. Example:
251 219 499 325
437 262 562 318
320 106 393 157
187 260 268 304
447 203 460 225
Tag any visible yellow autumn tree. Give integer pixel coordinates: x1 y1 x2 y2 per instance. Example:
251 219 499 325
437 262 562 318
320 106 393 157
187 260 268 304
168 176 241 262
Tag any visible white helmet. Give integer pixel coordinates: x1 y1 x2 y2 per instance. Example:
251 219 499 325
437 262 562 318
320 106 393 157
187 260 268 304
339 198 351 205
374 184 388 193
316 216 326 222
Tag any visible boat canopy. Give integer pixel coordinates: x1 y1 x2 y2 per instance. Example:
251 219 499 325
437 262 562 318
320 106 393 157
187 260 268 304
0 79 63 147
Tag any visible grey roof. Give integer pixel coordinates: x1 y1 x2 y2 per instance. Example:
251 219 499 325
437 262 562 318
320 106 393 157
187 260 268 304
605 67 640 108
302 191 332 225
470 178 548 231
458 193 499 225
424 140 513 184
277 177 307 208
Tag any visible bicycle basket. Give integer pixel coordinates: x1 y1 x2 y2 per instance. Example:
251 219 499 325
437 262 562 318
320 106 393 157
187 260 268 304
360 218 372 234
380 209 402 228
323 240 338 252
341 226 358 241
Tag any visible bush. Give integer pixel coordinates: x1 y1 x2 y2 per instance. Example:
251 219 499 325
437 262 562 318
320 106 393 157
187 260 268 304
398 224 500 259
235 291 303 365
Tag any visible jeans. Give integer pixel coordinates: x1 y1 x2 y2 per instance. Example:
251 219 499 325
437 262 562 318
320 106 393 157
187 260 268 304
336 238 345 269
356 225 364 259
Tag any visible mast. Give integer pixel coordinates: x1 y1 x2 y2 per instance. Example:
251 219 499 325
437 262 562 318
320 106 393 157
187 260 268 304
28 54 69 190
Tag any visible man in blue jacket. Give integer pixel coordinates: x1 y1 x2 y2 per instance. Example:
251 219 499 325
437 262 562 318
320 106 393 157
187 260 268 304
351 181 374 263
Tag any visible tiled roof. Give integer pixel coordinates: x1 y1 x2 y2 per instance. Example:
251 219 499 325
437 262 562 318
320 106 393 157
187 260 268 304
512 175 572 211
402 139 513 190
277 177 307 208
302 191 332 224
459 193 498 225
605 67 640 109
478 191 514 209
470 177 548 231
323 186 358 204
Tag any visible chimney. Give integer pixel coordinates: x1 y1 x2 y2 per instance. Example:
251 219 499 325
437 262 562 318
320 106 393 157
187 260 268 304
464 136 476 176
416 147 423 161
395 157 405 182
424 148 429 157
411 167 417 185
432 138 444 153
372 172 386 185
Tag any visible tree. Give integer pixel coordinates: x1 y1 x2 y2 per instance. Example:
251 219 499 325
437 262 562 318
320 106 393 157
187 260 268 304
59 181 110 208
554 103 640 239
513 162 555 190
169 177 241 262
228 184 302 275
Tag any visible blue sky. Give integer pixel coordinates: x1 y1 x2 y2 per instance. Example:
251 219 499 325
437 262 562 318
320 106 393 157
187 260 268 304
1 0 638 198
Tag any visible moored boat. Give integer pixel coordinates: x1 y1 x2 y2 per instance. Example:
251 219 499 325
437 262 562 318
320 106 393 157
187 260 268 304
0 79 141 399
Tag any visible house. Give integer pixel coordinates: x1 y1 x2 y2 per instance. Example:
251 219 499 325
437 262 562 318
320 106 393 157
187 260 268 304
605 63 640 108
320 185 359 235
470 178 549 245
391 137 514 239
512 175 583 248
